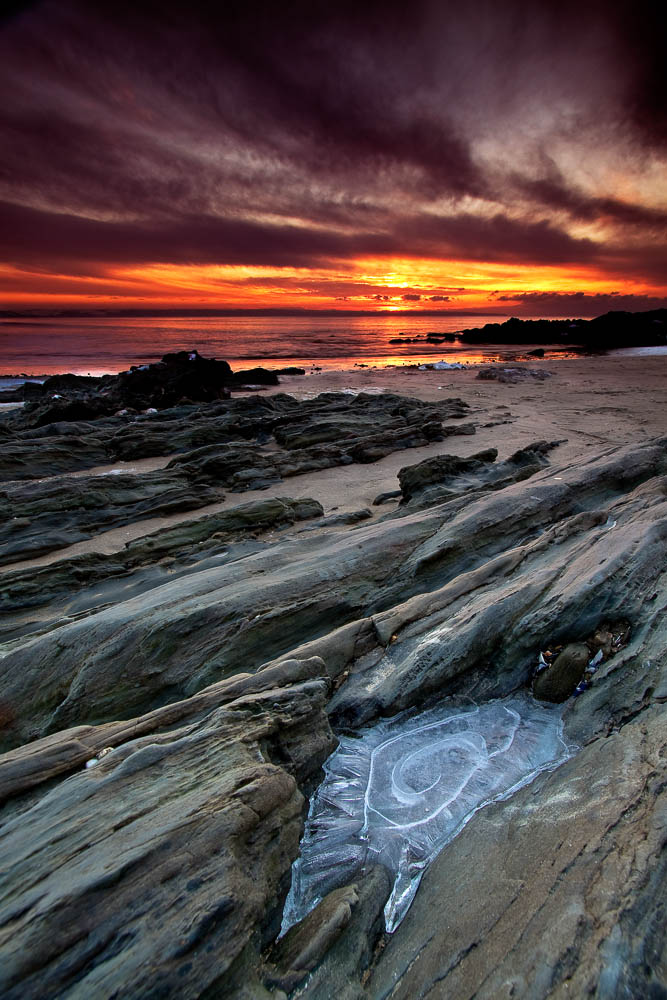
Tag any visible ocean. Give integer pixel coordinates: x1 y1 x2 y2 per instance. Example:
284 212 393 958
0 312 548 377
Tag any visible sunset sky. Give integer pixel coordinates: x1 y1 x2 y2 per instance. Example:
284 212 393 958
1 0 666 316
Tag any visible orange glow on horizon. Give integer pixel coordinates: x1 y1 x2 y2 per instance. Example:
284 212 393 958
1 255 665 313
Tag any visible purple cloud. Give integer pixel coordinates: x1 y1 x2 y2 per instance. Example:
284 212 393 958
496 290 667 316
0 0 664 296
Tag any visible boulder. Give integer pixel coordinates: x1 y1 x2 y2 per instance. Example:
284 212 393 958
533 642 590 702
398 449 498 501
21 381 45 400
42 373 103 393
233 367 279 385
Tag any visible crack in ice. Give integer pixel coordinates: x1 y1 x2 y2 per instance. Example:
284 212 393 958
282 694 573 934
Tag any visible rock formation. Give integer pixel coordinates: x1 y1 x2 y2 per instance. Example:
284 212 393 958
0 380 664 998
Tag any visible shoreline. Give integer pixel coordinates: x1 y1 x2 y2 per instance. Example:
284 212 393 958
1 306 664 379
1 340 666 383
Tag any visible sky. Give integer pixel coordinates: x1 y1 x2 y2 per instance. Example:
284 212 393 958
1 0 666 317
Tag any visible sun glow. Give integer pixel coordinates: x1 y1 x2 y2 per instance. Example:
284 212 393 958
1 255 664 313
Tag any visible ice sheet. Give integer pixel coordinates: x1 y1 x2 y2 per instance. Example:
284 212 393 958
282 694 573 934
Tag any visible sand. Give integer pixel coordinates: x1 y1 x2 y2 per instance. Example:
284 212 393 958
4 352 666 574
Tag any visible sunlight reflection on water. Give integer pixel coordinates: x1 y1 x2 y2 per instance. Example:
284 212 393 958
0 313 580 374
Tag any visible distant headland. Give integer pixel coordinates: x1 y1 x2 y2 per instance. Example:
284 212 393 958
456 308 667 349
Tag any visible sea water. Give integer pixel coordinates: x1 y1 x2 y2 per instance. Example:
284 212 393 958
1 313 543 376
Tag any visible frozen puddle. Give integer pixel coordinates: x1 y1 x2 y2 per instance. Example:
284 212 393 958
282 694 573 934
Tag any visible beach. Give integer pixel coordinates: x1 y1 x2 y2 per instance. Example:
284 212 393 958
0 349 665 998
3 352 666 573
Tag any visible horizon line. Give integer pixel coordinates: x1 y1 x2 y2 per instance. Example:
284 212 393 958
0 307 558 320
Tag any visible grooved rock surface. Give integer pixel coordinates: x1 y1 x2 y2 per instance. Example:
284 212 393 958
0 470 225 564
0 385 665 999
0 661 337 1000
1 437 666 751
365 705 667 1000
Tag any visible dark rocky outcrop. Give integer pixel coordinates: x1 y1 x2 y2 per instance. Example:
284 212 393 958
167 442 283 490
8 351 281 428
0 470 226 565
23 373 102 398
0 389 472 481
397 448 499 501
396 440 561 507
458 307 667 349
0 496 324 643
0 434 111 480
0 390 474 565
389 332 457 344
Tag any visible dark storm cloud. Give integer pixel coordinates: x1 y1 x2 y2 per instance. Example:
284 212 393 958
0 199 607 273
0 0 665 279
0 200 354 268
516 169 667 231
496 290 667 316
598 1 667 147
0 0 485 212
393 213 599 265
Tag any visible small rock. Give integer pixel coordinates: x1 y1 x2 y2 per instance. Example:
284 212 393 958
590 627 614 658
533 642 590 703
268 884 359 987
373 490 402 506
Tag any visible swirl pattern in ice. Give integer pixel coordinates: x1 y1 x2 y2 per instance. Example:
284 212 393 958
282 694 573 933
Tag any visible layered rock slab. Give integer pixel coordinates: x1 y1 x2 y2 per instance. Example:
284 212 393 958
0 390 471 480
0 389 474 567
1 438 666 751
0 470 225 565
0 496 323 643
0 660 336 1000
0 409 665 997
